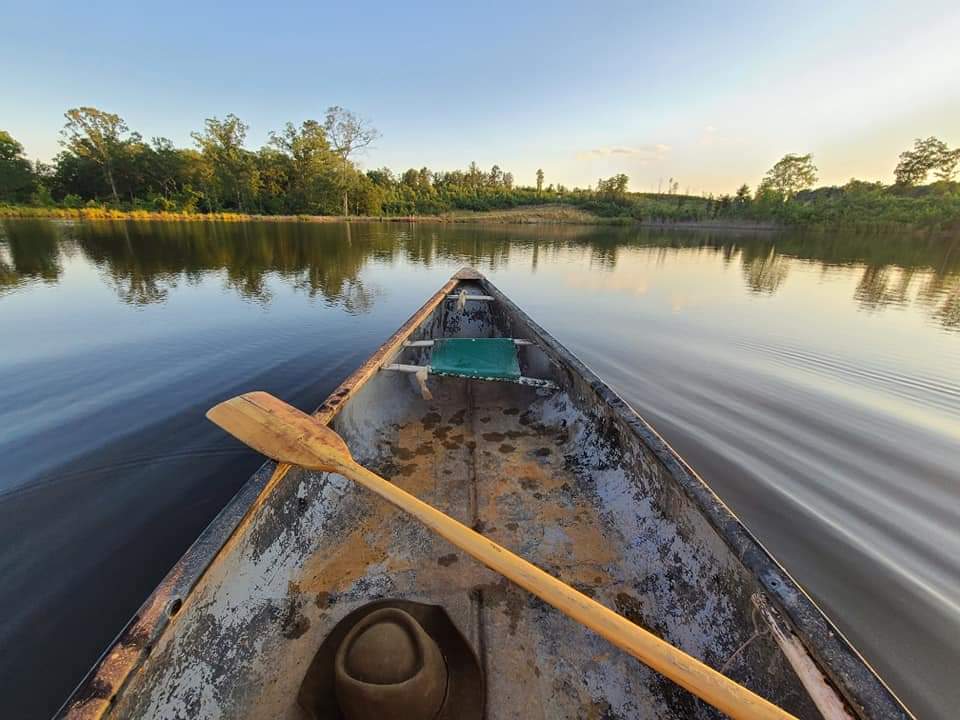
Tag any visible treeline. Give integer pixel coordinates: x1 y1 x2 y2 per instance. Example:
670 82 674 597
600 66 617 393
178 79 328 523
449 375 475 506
0 107 383 215
1 108 959 228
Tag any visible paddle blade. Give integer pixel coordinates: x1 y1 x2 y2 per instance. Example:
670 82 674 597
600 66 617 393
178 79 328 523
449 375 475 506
206 391 352 471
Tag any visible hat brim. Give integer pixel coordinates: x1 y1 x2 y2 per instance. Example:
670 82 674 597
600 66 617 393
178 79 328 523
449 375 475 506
298 599 484 720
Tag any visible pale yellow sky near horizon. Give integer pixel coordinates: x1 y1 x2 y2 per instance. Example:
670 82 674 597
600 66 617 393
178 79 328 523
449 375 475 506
541 14 960 196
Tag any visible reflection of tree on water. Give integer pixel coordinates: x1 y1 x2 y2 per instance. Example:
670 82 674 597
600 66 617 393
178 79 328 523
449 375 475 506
854 266 915 309
0 220 63 293
3 218 959 331
852 265 960 329
71 220 383 311
741 247 790 294
105 223 173 305
917 274 960 329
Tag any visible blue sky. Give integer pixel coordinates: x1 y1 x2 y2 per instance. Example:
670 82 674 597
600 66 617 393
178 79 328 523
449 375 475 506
3 0 958 193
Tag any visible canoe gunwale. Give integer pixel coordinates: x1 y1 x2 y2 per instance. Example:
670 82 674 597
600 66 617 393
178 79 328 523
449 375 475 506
57 267 913 720
479 276 914 720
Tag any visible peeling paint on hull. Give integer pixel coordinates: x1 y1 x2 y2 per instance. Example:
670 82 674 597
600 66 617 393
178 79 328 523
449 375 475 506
58 269 914 720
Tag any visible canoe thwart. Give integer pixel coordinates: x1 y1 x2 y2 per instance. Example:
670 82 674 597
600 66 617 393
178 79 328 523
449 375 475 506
446 294 494 301
404 339 532 347
383 363 557 390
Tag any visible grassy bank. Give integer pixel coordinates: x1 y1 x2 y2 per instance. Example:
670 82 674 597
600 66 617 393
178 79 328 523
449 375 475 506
0 206 261 222
0 203 777 228
2 196 958 235
0 203 623 225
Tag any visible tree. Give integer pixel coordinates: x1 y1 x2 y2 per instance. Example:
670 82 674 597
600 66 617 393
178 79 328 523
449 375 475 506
323 107 379 160
759 153 818 200
143 137 179 198
934 147 960 182
49 149 108 200
323 107 379 214
191 114 256 211
61 107 134 203
0 130 36 202
417 167 432 191
895 137 946 186
270 120 335 212
536 168 544 195
893 137 960 185
735 183 751 206
597 173 629 198
466 162 483 188
367 167 395 188
141 137 204 203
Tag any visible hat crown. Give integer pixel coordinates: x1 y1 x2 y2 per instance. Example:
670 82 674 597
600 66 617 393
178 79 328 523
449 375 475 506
344 620 422 684
334 608 446 720
298 600 484 720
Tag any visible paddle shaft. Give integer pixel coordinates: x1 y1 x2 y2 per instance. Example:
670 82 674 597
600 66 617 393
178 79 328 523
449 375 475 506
336 457 798 720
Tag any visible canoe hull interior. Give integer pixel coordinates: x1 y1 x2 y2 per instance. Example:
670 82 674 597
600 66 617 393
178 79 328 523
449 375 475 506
59 271 912 720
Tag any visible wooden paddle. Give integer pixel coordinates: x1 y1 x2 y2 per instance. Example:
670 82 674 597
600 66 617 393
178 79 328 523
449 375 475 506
207 391 799 720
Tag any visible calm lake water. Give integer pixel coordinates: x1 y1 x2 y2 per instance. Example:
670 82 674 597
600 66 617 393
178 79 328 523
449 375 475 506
1 218 957 719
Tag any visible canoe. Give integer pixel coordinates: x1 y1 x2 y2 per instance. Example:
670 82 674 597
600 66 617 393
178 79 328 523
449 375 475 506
59 267 912 720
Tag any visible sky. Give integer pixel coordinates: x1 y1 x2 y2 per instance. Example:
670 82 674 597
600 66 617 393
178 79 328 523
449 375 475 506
2 0 959 194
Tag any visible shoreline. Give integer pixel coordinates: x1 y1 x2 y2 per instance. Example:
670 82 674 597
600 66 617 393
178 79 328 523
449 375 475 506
1 204 953 235
0 204 784 230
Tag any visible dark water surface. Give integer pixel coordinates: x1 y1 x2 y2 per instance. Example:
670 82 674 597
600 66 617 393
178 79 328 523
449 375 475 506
1 219 957 719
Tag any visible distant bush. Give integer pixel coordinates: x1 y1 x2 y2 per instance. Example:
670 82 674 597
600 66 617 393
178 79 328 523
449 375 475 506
152 195 177 212
30 185 55 207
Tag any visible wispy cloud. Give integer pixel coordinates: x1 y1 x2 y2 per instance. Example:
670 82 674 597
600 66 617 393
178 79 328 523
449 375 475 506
578 143 671 162
698 125 745 148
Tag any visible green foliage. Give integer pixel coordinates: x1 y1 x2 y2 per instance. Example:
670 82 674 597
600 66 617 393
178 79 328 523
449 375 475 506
0 130 37 202
152 195 176 212
597 174 629 198
191 114 257 212
895 137 960 185
30 184 55 207
759 153 818 200
269 120 329 212
61 107 137 203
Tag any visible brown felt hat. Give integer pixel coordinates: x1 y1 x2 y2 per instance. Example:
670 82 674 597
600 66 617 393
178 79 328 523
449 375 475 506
298 600 484 720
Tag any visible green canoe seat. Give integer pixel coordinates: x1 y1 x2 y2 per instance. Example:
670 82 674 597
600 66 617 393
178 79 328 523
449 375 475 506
430 338 521 381
383 337 557 390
